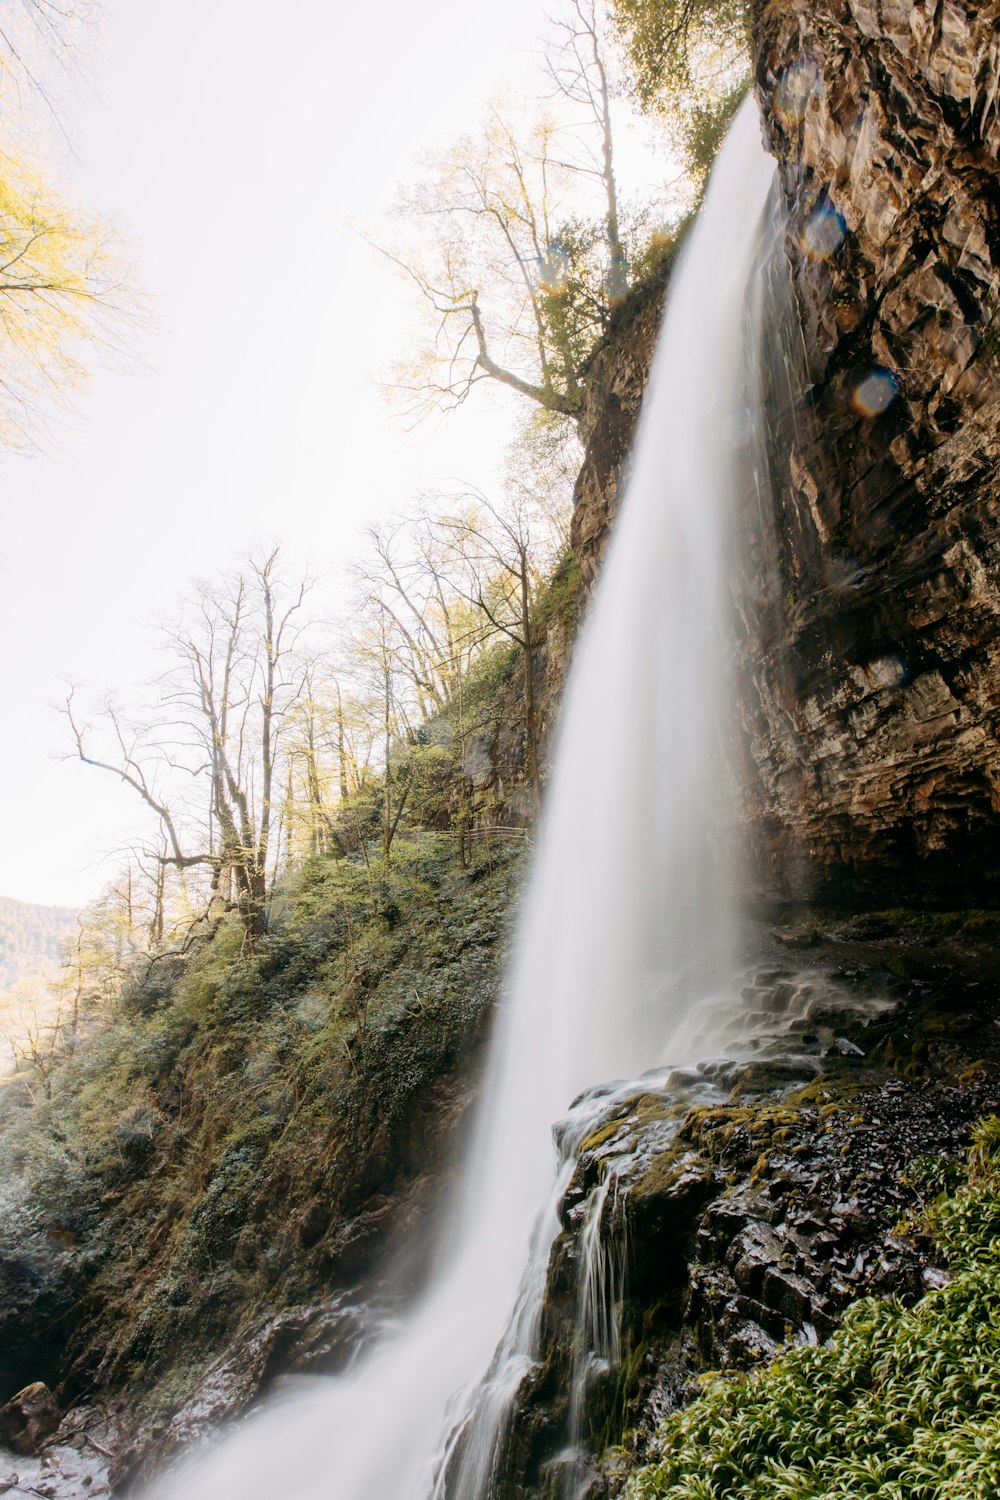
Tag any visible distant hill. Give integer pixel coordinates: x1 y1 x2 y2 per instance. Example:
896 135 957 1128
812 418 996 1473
0 896 78 989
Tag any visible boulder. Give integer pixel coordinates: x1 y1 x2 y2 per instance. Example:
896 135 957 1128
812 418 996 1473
0 1382 60 1455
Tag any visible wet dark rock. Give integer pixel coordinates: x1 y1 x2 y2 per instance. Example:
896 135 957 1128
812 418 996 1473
494 950 1000 1498
771 926 819 949
740 0 1000 902
0 1381 60 1455
570 272 670 593
729 1221 785 1298
108 1296 377 1493
569 0 1000 904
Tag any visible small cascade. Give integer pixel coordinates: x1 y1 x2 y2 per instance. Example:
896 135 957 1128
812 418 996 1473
559 1148 629 1500
151 97 781 1500
575 1170 626 1373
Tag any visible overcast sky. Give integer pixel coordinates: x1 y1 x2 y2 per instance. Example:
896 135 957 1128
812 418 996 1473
0 0 672 908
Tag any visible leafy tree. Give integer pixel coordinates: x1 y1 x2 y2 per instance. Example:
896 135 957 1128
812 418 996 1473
0 155 136 448
0 974 65 1095
382 2 663 421
0 2 139 449
611 0 750 185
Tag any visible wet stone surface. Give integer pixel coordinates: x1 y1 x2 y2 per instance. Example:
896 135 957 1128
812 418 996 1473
0 1407 114 1499
489 937 1000 1499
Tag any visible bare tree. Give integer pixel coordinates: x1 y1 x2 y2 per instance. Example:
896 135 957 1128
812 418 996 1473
66 547 314 949
356 518 494 716
380 0 658 425
545 0 628 301
433 483 567 815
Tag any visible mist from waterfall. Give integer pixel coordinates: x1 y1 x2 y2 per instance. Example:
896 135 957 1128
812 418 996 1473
152 95 778 1500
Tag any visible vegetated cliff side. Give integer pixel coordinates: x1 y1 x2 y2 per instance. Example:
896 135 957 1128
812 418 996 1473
0 559 584 1489
0 840 525 1489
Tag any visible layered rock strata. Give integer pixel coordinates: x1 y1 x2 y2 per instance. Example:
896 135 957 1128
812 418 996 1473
570 273 669 593
569 0 1000 899
743 0 1000 898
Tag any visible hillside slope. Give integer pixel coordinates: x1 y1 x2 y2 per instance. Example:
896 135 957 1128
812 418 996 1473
0 896 77 989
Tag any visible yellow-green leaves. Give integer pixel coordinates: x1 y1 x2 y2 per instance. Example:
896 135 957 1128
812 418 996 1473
0 150 135 447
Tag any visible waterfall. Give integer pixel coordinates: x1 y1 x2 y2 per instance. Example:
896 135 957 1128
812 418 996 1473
152 96 778 1500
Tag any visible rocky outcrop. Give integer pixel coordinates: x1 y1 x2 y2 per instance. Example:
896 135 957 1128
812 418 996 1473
495 926 1000 1497
0 1382 60 1455
570 272 669 593
741 0 1000 899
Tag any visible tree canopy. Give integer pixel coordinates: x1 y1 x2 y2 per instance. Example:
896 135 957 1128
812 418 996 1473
0 0 138 449
381 0 675 422
610 0 750 181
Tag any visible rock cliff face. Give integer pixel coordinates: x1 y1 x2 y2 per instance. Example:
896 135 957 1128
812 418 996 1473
745 0 1000 900
571 0 1000 901
570 274 668 593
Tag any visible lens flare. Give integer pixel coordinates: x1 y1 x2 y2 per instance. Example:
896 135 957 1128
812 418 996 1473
802 202 846 261
536 246 569 293
774 58 823 125
853 368 899 416
869 654 909 689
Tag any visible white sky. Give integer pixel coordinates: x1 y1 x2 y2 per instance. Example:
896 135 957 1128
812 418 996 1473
0 0 673 908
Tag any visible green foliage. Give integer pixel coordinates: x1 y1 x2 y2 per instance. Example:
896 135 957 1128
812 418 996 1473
681 78 750 183
0 149 139 450
537 549 583 633
0 830 525 1409
612 0 750 190
625 1116 1000 1500
625 217 689 294
612 0 749 107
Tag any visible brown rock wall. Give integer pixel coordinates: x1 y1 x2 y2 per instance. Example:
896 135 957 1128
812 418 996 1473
744 0 1000 898
570 272 668 591
570 3 1000 901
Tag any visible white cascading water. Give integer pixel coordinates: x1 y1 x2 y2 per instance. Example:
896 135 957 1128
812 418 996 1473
153 97 777 1500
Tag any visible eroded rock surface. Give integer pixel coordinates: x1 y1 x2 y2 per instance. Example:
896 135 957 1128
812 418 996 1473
743 0 1000 898
0 1383 60 1456
570 274 668 593
570 1 1000 899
